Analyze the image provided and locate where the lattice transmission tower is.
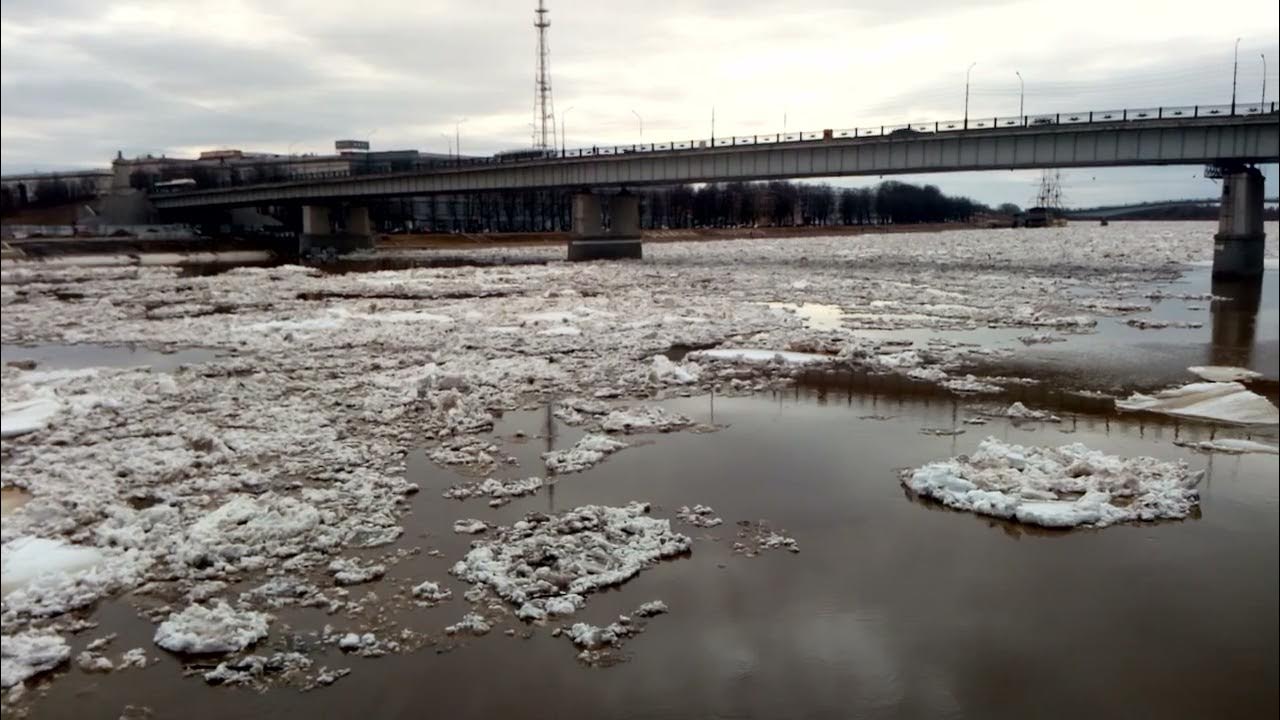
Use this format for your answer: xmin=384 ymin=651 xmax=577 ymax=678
xmin=533 ymin=0 xmax=557 ymax=151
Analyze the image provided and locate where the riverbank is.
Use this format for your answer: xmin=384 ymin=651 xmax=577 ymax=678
xmin=376 ymin=220 xmax=1007 ymax=250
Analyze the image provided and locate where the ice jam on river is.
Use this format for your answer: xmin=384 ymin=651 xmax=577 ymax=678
xmin=1 ymin=222 xmax=1277 ymax=704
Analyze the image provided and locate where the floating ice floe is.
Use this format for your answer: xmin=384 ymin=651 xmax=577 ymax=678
xmin=443 ymin=477 xmax=543 ymax=506
xmin=444 ymin=613 xmax=492 ymax=636
xmin=1 ymin=629 xmax=69 ymax=689
xmin=686 ymin=348 xmax=834 ymax=366
xmin=450 ymin=503 xmax=690 ymax=622
xmin=410 ymin=580 xmax=453 ymax=603
xmin=920 ymin=428 xmax=965 ymax=436
xmin=327 ymin=557 xmax=386 ymax=586
xmin=732 ymin=521 xmax=800 ymax=556
xmin=942 ymin=375 xmax=1003 ymax=394
xmin=1004 ymin=402 xmax=1061 ymax=423
xmin=452 ymin=519 xmax=489 ymax=535
xmin=1017 ymin=332 xmax=1067 ymax=345
xmin=907 ymin=366 xmax=949 ymax=382
xmin=429 ymin=438 xmax=501 ymax=467
xmin=601 ymin=407 xmax=692 ymax=434
xmin=153 ymin=601 xmax=271 ymax=655
xmin=634 ymin=600 xmax=668 ymax=617
xmin=1174 ymin=438 xmax=1278 ymax=455
xmin=560 ymin=599 xmax=672 ymax=665
xmin=1116 ymin=382 xmax=1279 ymax=425
xmin=543 ymin=434 xmax=628 ymax=475
xmin=1 ymin=537 xmax=105 ymax=596
xmin=0 ymin=398 xmax=63 ymax=438
xmin=675 ymin=505 xmax=723 ymax=528
xmin=648 ymin=355 xmax=701 ymax=385
xmin=1186 ymin=366 xmax=1264 ymax=383
xmin=902 ymin=437 xmax=1203 ymax=528
xmin=516 ymin=593 xmax=585 ymax=622
xmin=1124 ymin=318 xmax=1202 ymax=330
xmin=201 ymin=651 xmax=313 ymax=687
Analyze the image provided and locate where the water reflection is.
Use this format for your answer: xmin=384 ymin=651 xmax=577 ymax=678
xmin=1209 ymin=275 xmax=1264 ymax=368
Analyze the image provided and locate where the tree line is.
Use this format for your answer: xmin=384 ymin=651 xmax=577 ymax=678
xmin=368 ymin=180 xmax=992 ymax=233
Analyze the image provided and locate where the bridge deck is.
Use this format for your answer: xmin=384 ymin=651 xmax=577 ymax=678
xmin=152 ymin=112 xmax=1280 ymax=209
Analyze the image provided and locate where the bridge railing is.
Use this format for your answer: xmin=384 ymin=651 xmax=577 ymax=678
xmin=155 ymin=101 xmax=1279 ymax=194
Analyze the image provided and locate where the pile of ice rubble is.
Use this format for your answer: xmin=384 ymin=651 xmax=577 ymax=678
xmin=903 ymin=437 xmax=1203 ymax=528
xmin=1 ymin=225 xmax=1275 ymax=697
xmin=449 ymin=502 xmax=690 ymax=624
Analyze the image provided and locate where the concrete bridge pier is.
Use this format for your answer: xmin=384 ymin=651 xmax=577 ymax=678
xmin=299 ymin=204 xmax=375 ymax=257
xmin=568 ymin=192 xmax=642 ymax=261
xmin=1212 ymin=166 xmax=1266 ymax=278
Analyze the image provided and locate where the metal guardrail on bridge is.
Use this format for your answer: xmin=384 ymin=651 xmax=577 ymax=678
xmin=151 ymin=102 xmax=1279 ymax=195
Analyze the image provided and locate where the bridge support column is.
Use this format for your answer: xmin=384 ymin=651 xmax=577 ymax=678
xmin=568 ymin=192 xmax=642 ymax=261
xmin=347 ymin=205 xmax=372 ymax=237
xmin=300 ymin=204 xmax=374 ymax=258
xmin=1212 ymin=166 xmax=1266 ymax=278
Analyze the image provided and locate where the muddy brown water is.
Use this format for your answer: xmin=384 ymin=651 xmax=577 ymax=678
xmin=22 ymin=383 xmax=1278 ymax=720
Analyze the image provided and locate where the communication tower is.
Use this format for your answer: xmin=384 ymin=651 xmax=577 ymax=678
xmin=533 ymin=1 xmax=557 ymax=151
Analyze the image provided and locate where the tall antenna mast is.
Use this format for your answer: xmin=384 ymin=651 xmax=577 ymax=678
xmin=533 ymin=0 xmax=556 ymax=151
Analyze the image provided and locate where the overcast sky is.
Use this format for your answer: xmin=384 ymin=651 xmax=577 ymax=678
xmin=2 ymin=0 xmax=1277 ymax=206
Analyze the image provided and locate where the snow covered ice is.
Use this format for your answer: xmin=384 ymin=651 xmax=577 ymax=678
xmin=443 ymin=476 xmax=543 ymax=503
xmin=1 ymin=537 xmax=105 ymax=595
xmin=450 ymin=503 xmax=691 ymax=620
xmin=1174 ymin=438 xmax=1278 ymax=455
xmin=542 ymin=434 xmax=627 ymax=474
xmin=1117 ymin=382 xmax=1279 ymax=426
xmin=1186 ymin=366 xmax=1264 ymax=383
xmin=903 ymin=437 xmax=1203 ymax=528
xmin=452 ymin=519 xmax=490 ymax=535
xmin=0 ymin=397 xmax=63 ymax=438
xmin=601 ymin=406 xmax=693 ymax=434
xmin=1004 ymin=402 xmax=1061 ymax=423
xmin=676 ymin=505 xmax=723 ymax=528
xmin=1 ymin=629 xmax=69 ymax=689
xmin=153 ymin=601 xmax=271 ymax=655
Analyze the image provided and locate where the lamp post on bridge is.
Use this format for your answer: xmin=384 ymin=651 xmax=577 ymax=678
xmin=1015 ymin=71 xmax=1024 ymax=118
xmin=964 ymin=61 xmax=977 ymax=129
xmin=1231 ymin=37 xmax=1240 ymax=115
xmin=1262 ymin=54 xmax=1268 ymax=107
xmin=630 ymin=109 xmax=643 ymax=143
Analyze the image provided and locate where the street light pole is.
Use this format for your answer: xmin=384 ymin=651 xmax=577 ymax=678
xmin=561 ymin=106 xmax=575 ymax=155
xmin=440 ymin=133 xmax=452 ymax=160
xmin=631 ymin=109 xmax=643 ymax=142
xmin=1015 ymin=71 xmax=1024 ymax=118
xmin=1231 ymin=38 xmax=1240 ymax=115
xmin=1263 ymin=53 xmax=1268 ymax=107
xmin=964 ymin=62 xmax=977 ymax=129
xmin=455 ymin=118 xmax=468 ymax=162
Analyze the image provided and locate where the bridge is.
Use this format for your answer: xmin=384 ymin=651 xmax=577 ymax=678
xmin=1064 ymin=196 xmax=1280 ymax=220
xmin=148 ymin=103 xmax=1280 ymax=273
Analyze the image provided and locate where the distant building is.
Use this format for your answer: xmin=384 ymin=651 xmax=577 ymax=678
xmin=0 ymin=169 xmax=114 ymax=211
xmin=109 ymin=142 xmax=453 ymax=192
